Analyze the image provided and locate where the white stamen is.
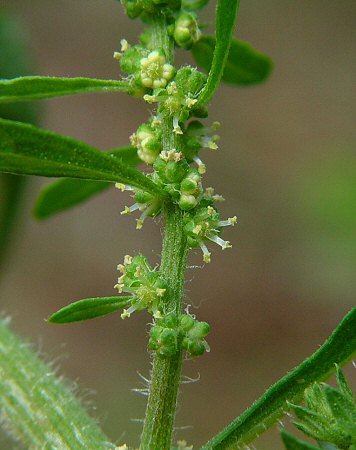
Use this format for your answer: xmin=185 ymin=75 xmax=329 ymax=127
xmin=213 ymin=194 xmax=225 ymax=202
xmin=173 ymin=116 xmax=183 ymax=135
xmin=218 ymin=216 xmax=237 ymax=227
xmin=124 ymin=255 xmax=133 ymax=265
xmin=120 ymin=309 xmax=131 ymax=320
xmin=193 ymin=156 xmax=206 ymax=174
xmin=199 ymin=242 xmax=211 ymax=263
xmin=207 ymin=233 xmax=232 ymax=250
xmin=120 ymin=39 xmax=130 ymax=52
xmin=185 ymin=97 xmax=197 ymax=108
xmin=207 ymin=206 xmax=215 ymax=216
xmin=121 ymin=203 xmax=141 ymax=215
xmin=143 ymin=94 xmax=157 ymax=104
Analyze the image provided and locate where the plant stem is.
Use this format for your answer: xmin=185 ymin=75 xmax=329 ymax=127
xmin=140 ymin=202 xmax=188 ymax=449
xmin=140 ymin=13 xmax=189 ymax=450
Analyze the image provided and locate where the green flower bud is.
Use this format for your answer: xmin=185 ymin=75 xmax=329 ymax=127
xmin=181 ymin=336 xmax=190 ymax=350
xmin=178 ymin=168 xmax=202 ymax=211
xmin=130 ymin=123 xmax=162 ymax=164
xmin=121 ymin=0 xmax=143 ymax=18
xmin=174 ymin=12 xmax=201 ymax=49
xmin=179 ymin=194 xmax=198 ymax=211
xmin=150 ymin=325 xmax=164 ymax=340
xmin=153 ymin=151 xmax=189 ymax=184
xmin=179 ymin=314 xmax=195 ymax=332
xmin=187 ymin=340 xmax=206 ymax=357
xmin=159 ymin=313 xmax=178 ymax=329
xmin=188 ymin=321 xmax=210 ymax=339
xmin=180 ymin=178 xmax=197 ymax=193
xmin=160 ymin=328 xmax=178 ymax=346
xmin=165 ymin=160 xmax=188 ymax=183
xmin=148 ymin=337 xmax=160 ymax=351
xmin=149 ymin=324 xmax=179 ymax=357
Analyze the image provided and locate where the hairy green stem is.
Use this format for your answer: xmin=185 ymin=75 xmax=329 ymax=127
xmin=0 ymin=318 xmax=113 ymax=449
xmin=140 ymin=13 xmax=189 ymax=450
xmin=140 ymin=202 xmax=188 ymax=449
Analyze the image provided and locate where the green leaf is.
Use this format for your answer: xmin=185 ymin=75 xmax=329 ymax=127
xmin=0 ymin=119 xmax=162 ymax=196
xmin=292 ymin=405 xmax=328 ymax=437
xmin=34 ymin=145 xmax=141 ymax=219
xmin=0 ymin=318 xmax=115 ymax=448
xmin=201 ymin=307 xmax=356 ymax=449
xmin=280 ymin=430 xmax=320 ymax=450
xmin=196 ymin=0 xmax=240 ymax=105
xmin=0 ymin=76 xmax=130 ymax=102
xmin=324 ymin=385 xmax=356 ymax=424
xmin=192 ymin=36 xmax=273 ymax=86
xmin=48 ymin=296 xmax=131 ymax=323
xmin=336 ymin=365 xmax=355 ymax=403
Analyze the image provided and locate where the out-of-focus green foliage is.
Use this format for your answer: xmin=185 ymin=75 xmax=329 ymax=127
xmin=0 ymin=12 xmax=38 ymax=271
xmin=192 ymin=36 xmax=273 ymax=86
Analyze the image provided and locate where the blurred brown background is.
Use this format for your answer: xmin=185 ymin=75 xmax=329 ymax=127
xmin=1 ymin=0 xmax=356 ymax=448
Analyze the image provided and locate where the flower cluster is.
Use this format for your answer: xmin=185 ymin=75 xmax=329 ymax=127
xmin=112 ymin=0 xmax=237 ymax=361
xmin=183 ymin=199 xmax=237 ymax=263
xmin=115 ymin=254 xmax=167 ymax=319
xmin=149 ymin=313 xmax=210 ymax=358
xmin=140 ymin=50 xmax=175 ymax=89
xmin=144 ymin=66 xmax=207 ymax=134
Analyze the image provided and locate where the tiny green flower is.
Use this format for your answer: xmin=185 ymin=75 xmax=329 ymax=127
xmin=183 ymin=202 xmax=236 ymax=261
xmin=130 ymin=122 xmax=162 ymax=164
xmin=115 ymin=255 xmax=167 ymax=318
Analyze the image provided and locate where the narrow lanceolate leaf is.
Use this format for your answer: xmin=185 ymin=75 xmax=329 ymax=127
xmin=0 ymin=119 xmax=162 ymax=195
xmin=34 ymin=145 xmax=141 ymax=219
xmin=196 ymin=0 xmax=240 ymax=105
xmin=202 ymin=307 xmax=356 ymax=449
xmin=0 ymin=76 xmax=130 ymax=102
xmin=336 ymin=365 xmax=354 ymax=402
xmin=48 ymin=297 xmax=131 ymax=324
xmin=192 ymin=36 xmax=273 ymax=86
xmin=0 ymin=318 xmax=115 ymax=449
xmin=280 ymin=430 xmax=320 ymax=450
